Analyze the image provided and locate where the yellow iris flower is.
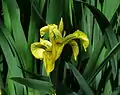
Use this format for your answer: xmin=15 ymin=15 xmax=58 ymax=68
xmin=31 ymin=18 xmax=89 ymax=74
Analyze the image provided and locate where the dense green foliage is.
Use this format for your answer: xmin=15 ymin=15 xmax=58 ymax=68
xmin=0 ymin=0 xmax=120 ymax=95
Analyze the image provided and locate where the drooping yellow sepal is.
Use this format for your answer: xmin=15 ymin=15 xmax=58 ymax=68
xmin=73 ymin=30 xmax=89 ymax=51
xmin=31 ymin=42 xmax=45 ymax=59
xmin=40 ymin=38 xmax=52 ymax=48
xmin=53 ymin=41 xmax=65 ymax=60
xmin=69 ymin=40 xmax=79 ymax=60
xmin=31 ymin=39 xmax=52 ymax=60
xmin=63 ymin=30 xmax=89 ymax=51
xmin=43 ymin=50 xmax=55 ymax=74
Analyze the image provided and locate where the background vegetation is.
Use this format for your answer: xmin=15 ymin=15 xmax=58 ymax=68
xmin=0 ymin=0 xmax=120 ymax=95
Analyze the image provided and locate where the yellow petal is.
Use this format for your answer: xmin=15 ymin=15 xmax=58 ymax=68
xmin=40 ymin=38 xmax=52 ymax=48
xmin=48 ymin=24 xmax=62 ymax=41
xmin=69 ymin=40 xmax=79 ymax=60
xmin=31 ymin=42 xmax=45 ymax=59
xmin=52 ymin=28 xmax=62 ymax=39
xmin=55 ymin=44 xmax=64 ymax=60
xmin=40 ymin=24 xmax=62 ymax=41
xmin=43 ymin=51 xmax=55 ymax=73
xmin=58 ymin=18 xmax=64 ymax=33
xmin=51 ymin=42 xmax=57 ymax=60
xmin=63 ymin=30 xmax=89 ymax=51
xmin=40 ymin=26 xmax=49 ymax=37
xmin=40 ymin=24 xmax=57 ymax=37
xmin=63 ymin=31 xmax=66 ymax=37
xmin=52 ymin=41 xmax=64 ymax=60
xmin=73 ymin=30 xmax=89 ymax=51
xmin=44 ymin=24 xmax=56 ymax=41
xmin=48 ymin=24 xmax=58 ymax=34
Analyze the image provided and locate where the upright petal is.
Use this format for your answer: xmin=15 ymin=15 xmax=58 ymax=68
xmin=40 ymin=26 xmax=49 ymax=37
xmin=48 ymin=24 xmax=63 ymax=40
xmin=58 ymin=18 xmax=64 ymax=33
xmin=53 ymin=28 xmax=62 ymax=39
xmin=48 ymin=24 xmax=58 ymax=34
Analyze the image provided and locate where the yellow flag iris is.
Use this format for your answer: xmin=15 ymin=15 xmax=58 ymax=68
xmin=31 ymin=18 xmax=89 ymax=74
